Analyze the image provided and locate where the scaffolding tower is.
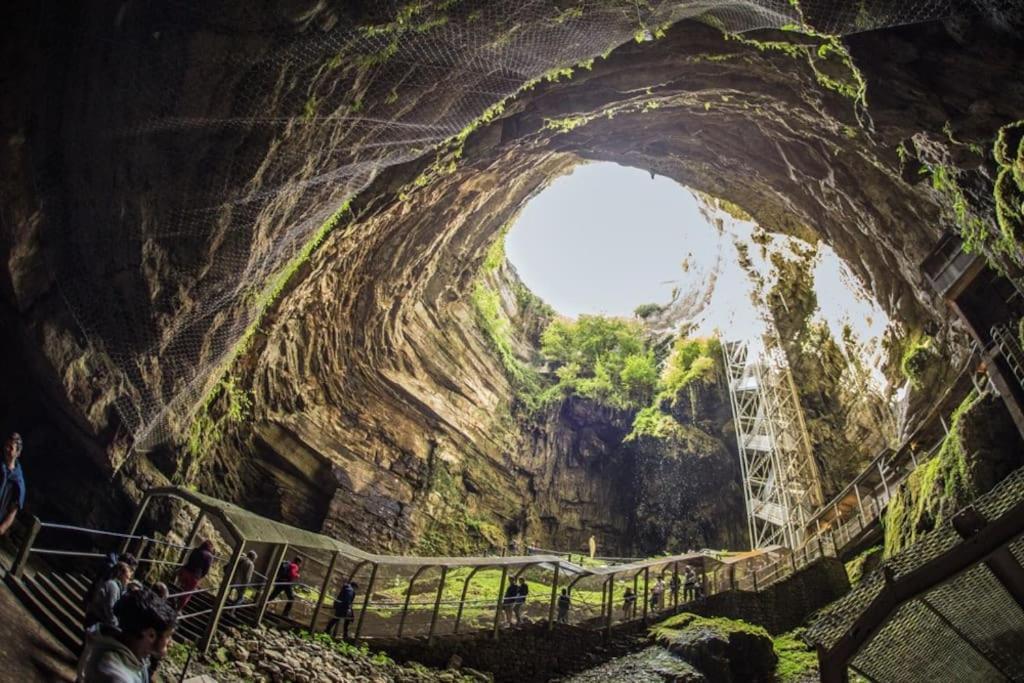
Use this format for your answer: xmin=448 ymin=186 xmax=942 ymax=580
xmin=722 ymin=337 xmax=824 ymax=549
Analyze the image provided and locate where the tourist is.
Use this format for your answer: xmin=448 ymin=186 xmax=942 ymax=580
xmin=684 ymin=566 xmax=698 ymax=601
xmin=622 ymin=588 xmax=636 ymax=619
xmin=0 ymin=432 xmax=26 ymax=537
xmin=651 ymin=577 xmax=665 ymax=610
xmin=557 ymin=588 xmax=570 ymax=624
xmin=326 ymin=581 xmax=358 ymax=640
xmin=85 ymin=562 xmax=133 ymax=630
xmin=228 ymin=550 xmax=257 ymax=605
xmin=670 ymin=573 xmax=681 ymax=606
xmin=84 ymin=552 xmax=139 ymax=621
xmin=513 ymin=577 xmax=528 ymax=624
xmin=269 ymin=556 xmax=303 ymax=618
xmin=77 ymin=588 xmax=177 ymax=683
xmin=502 ymin=580 xmax=517 ymax=626
xmin=175 ymin=539 xmax=214 ymax=611
xmin=151 ymin=582 xmax=169 ymax=600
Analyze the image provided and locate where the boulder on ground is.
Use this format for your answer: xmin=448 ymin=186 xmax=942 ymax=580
xmin=651 ymin=613 xmax=777 ymax=683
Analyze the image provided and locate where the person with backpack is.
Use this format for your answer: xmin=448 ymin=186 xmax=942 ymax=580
xmin=325 ymin=581 xmax=358 ymax=640
xmin=269 ymin=556 xmax=303 ymax=618
xmin=84 ymin=562 xmax=133 ymax=630
xmin=556 ymin=588 xmax=571 ymax=624
xmin=175 ymin=540 xmax=214 ymax=611
xmin=77 ymin=588 xmax=177 ymax=683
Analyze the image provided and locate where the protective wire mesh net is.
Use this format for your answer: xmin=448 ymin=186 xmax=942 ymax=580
xmin=804 ymin=466 xmax=1024 ymax=681
xmin=39 ymin=0 xmax=988 ymax=449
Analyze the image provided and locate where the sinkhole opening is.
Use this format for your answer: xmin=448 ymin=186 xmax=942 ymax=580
xmin=502 ymin=161 xmax=892 ymax=375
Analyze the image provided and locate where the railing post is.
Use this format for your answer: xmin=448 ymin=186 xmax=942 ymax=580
xmin=427 ymin=566 xmax=448 ymax=644
xmin=254 ymin=543 xmax=288 ymax=628
xmin=604 ymin=574 xmax=616 ymax=639
xmin=877 ymin=462 xmax=891 ymax=503
xmin=397 ymin=566 xmax=428 ymax=638
xmin=310 ymin=551 xmax=339 ymax=631
xmin=547 ymin=564 xmax=560 ymax=631
xmin=752 ymin=567 xmax=758 ymax=592
xmin=492 ymin=566 xmax=509 ymax=639
xmin=178 ymin=511 xmax=205 ymax=565
xmin=854 ymin=485 xmax=867 ymax=525
xmin=122 ymin=496 xmax=151 ymax=554
xmin=11 ymin=516 xmax=41 ymax=579
xmin=672 ymin=563 xmax=680 ymax=609
xmin=642 ymin=567 xmax=649 ymax=623
xmin=199 ymin=542 xmax=245 ymax=654
xmin=454 ymin=566 xmax=481 ymax=634
xmin=354 ymin=562 xmax=378 ymax=640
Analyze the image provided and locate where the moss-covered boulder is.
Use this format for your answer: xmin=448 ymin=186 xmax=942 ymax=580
xmin=564 ymin=647 xmax=706 ymax=683
xmin=651 ymin=614 xmax=778 ymax=683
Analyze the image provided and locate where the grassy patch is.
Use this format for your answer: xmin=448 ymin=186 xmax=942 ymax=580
xmin=844 ymin=545 xmax=882 ymax=586
xmin=774 ymin=629 xmax=818 ymax=682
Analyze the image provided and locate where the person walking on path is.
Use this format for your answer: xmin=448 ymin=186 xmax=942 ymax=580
xmin=684 ymin=566 xmax=698 ymax=602
xmin=269 ymin=556 xmax=303 ymax=618
xmin=622 ymin=588 xmax=636 ymax=619
xmin=0 ymin=432 xmax=26 ymax=537
xmin=557 ymin=588 xmax=571 ymax=624
xmin=228 ymin=550 xmax=257 ymax=605
xmin=326 ymin=581 xmax=358 ymax=640
xmin=77 ymin=588 xmax=177 ymax=683
xmin=84 ymin=562 xmax=133 ymax=630
xmin=502 ymin=581 xmax=517 ymax=626
xmin=513 ymin=577 xmax=528 ymax=624
xmin=651 ymin=577 xmax=665 ymax=611
xmin=175 ymin=540 xmax=214 ymax=611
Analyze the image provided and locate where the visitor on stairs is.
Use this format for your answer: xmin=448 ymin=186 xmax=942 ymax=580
xmin=557 ymin=588 xmax=571 ymax=624
xmin=513 ymin=577 xmax=529 ymax=624
xmin=0 ymin=432 xmax=26 ymax=537
xmin=84 ymin=552 xmax=139 ymax=628
xmin=326 ymin=581 xmax=358 ymax=640
xmin=502 ymin=581 xmax=517 ymax=626
xmin=175 ymin=539 xmax=214 ymax=611
xmin=77 ymin=588 xmax=177 ymax=683
xmin=85 ymin=562 xmax=133 ymax=630
xmin=228 ymin=550 xmax=257 ymax=605
xmin=269 ymin=556 xmax=303 ymax=618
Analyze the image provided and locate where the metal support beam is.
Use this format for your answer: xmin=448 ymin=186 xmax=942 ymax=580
xmin=492 ymin=566 xmax=508 ymax=639
xmin=853 ymin=485 xmax=866 ymax=525
xmin=454 ymin=566 xmax=482 ymax=634
xmin=427 ymin=566 xmax=448 ymax=644
xmin=122 ymin=495 xmax=152 ymax=555
xmin=953 ymin=507 xmax=1024 ymax=611
xmin=11 ymin=516 xmax=40 ymax=580
xmin=354 ymin=563 xmax=378 ymax=640
xmin=178 ymin=511 xmax=205 ymax=564
xmin=199 ymin=542 xmax=245 ymax=654
xmin=642 ymin=567 xmax=649 ymax=622
xmin=604 ymin=574 xmax=616 ymax=639
xmin=672 ymin=563 xmax=679 ymax=609
xmin=310 ymin=551 xmax=339 ymax=631
xmin=254 ymin=543 xmax=288 ymax=628
xmin=397 ymin=565 xmax=430 ymax=638
xmin=547 ymin=565 xmax=560 ymax=630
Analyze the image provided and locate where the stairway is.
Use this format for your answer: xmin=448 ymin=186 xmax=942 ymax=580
xmin=3 ymin=567 xmax=296 ymax=657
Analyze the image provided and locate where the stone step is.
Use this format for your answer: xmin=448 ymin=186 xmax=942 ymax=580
xmin=4 ymin=573 xmax=82 ymax=654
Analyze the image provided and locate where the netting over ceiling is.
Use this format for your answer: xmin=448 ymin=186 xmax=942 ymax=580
xmin=39 ymin=0 xmax=987 ymax=449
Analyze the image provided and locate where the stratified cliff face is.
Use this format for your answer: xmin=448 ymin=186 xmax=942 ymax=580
xmin=2 ymin=5 xmax=1022 ymax=552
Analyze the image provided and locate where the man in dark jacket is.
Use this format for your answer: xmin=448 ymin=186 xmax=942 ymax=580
xmin=0 ymin=432 xmax=26 ymax=537
xmin=326 ymin=581 xmax=358 ymax=640
xmin=269 ymin=556 xmax=303 ymax=618
xmin=513 ymin=577 xmax=528 ymax=624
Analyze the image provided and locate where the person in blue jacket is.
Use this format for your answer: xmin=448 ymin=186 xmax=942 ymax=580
xmin=0 ymin=432 xmax=26 ymax=537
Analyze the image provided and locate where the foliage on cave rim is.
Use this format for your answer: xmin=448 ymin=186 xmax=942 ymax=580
xmin=882 ymin=389 xmax=981 ymax=558
xmin=899 ymin=330 xmax=935 ymax=389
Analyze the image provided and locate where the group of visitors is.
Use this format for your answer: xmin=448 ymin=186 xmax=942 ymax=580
xmin=79 ymin=551 xmax=176 ymax=682
xmin=501 ymin=577 xmax=530 ymax=626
